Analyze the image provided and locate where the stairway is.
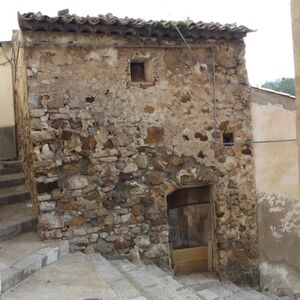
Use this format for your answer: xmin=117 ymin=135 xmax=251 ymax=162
xmin=0 ymin=160 xmax=35 ymax=241
xmin=1 ymin=252 xmax=293 ymax=300
xmin=0 ymin=160 xmax=70 ymax=295
xmin=112 ymin=259 xmax=290 ymax=300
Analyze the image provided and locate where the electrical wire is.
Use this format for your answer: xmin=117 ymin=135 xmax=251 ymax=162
xmin=14 ymin=30 xmax=298 ymax=146
xmin=173 ymin=24 xmax=297 ymax=146
xmin=215 ymin=139 xmax=296 ymax=146
xmin=173 ymin=24 xmax=199 ymax=64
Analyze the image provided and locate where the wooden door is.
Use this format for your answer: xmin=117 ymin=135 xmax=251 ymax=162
xmin=167 ymin=186 xmax=212 ymax=275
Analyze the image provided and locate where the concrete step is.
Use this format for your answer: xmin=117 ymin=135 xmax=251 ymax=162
xmin=239 ymin=286 xmax=288 ymax=300
xmin=145 ymin=264 xmax=204 ymax=299
xmin=195 ymin=280 xmax=240 ymax=298
xmin=0 ymin=202 xmax=36 ymax=241
xmin=0 ymin=234 xmax=69 ymax=294
xmin=0 ymin=161 xmax=22 ymax=175
xmin=176 ymin=273 xmax=240 ymax=299
xmin=2 ymin=253 xmax=121 ymax=300
xmin=225 ymin=289 xmax=272 ymax=300
xmin=87 ymin=253 xmax=147 ymax=299
xmin=113 ymin=259 xmax=201 ymax=300
xmin=0 ymin=173 xmax=25 ymax=188
xmin=0 ymin=184 xmax=29 ymax=206
xmin=176 ymin=273 xmax=275 ymax=300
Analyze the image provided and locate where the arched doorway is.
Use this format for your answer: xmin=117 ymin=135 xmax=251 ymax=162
xmin=167 ymin=185 xmax=214 ymax=275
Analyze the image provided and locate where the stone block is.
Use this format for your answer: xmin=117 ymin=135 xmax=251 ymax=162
xmin=123 ymin=162 xmax=138 ymax=174
xmin=144 ymin=127 xmax=164 ymax=144
xmin=66 ymin=175 xmax=89 ymax=190
xmin=96 ymin=238 xmax=114 ymax=254
xmin=39 ymin=201 xmax=56 ymax=212
xmin=40 ymin=213 xmax=64 ymax=229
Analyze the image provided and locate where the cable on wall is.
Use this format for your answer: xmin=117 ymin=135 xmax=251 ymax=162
xmin=15 ymin=32 xmax=298 ymax=146
xmin=173 ymin=25 xmax=297 ymax=146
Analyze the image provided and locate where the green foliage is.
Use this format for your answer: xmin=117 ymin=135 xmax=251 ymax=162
xmin=261 ymin=77 xmax=295 ymax=96
xmin=140 ymin=24 xmax=152 ymax=37
xmin=168 ymin=19 xmax=193 ymax=36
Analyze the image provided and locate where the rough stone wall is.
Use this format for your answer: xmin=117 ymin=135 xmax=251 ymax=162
xmin=18 ymin=31 xmax=258 ymax=285
xmin=251 ymin=87 xmax=300 ymax=296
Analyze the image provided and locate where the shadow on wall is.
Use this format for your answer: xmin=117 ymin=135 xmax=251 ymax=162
xmin=258 ymin=193 xmax=300 ymax=296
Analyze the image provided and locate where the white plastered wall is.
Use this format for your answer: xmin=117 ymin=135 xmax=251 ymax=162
xmin=0 ymin=42 xmax=14 ymax=127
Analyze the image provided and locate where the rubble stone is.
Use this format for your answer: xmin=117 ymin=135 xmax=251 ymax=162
xmin=14 ymin=29 xmax=258 ymax=285
xmin=66 ymin=175 xmax=89 ymax=190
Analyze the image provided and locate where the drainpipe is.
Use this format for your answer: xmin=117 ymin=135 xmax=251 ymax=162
xmin=291 ymin=0 xmax=300 ymax=194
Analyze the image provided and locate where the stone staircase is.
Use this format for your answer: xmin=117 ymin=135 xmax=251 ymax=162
xmin=0 ymin=160 xmax=70 ymax=295
xmin=111 ymin=259 xmax=291 ymax=300
xmin=0 ymin=160 xmax=35 ymax=241
xmin=2 ymin=252 xmax=292 ymax=300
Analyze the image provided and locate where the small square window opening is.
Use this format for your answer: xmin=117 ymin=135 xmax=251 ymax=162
xmin=223 ymin=132 xmax=234 ymax=146
xmin=130 ymin=62 xmax=145 ymax=82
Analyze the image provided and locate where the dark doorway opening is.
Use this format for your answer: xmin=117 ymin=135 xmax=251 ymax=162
xmin=167 ymin=185 xmax=213 ymax=275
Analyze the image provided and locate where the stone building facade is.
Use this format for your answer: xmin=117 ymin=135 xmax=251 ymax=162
xmin=14 ymin=11 xmax=258 ymax=285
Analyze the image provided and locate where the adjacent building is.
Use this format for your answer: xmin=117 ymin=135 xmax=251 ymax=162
xmin=251 ymin=86 xmax=300 ymax=295
xmin=0 ymin=41 xmax=16 ymax=160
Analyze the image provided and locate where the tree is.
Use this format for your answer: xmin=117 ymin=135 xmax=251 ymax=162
xmin=261 ymin=77 xmax=295 ymax=96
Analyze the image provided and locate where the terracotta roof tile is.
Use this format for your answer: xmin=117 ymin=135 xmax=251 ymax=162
xmin=18 ymin=11 xmax=253 ymax=40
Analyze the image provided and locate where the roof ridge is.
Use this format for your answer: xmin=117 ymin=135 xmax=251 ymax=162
xmin=17 ymin=11 xmax=253 ymax=40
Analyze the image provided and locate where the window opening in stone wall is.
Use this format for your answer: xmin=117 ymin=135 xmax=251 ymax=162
xmin=223 ymin=132 xmax=234 ymax=146
xmin=130 ymin=62 xmax=145 ymax=82
xmin=130 ymin=56 xmax=154 ymax=84
xmin=167 ymin=186 xmax=213 ymax=275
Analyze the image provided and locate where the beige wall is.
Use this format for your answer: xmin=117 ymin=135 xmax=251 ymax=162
xmin=0 ymin=42 xmax=14 ymax=127
xmin=291 ymin=0 xmax=300 ymax=184
xmin=251 ymin=87 xmax=299 ymax=198
xmin=0 ymin=41 xmax=16 ymax=160
xmin=251 ymin=87 xmax=300 ymax=296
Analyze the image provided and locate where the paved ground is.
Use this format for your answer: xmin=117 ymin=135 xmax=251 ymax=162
xmin=1 ymin=251 xmax=292 ymax=300
xmin=2 ymin=252 xmax=119 ymax=300
xmin=0 ymin=232 xmax=47 ymax=269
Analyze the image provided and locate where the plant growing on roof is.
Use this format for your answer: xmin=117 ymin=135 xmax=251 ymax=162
xmin=169 ymin=19 xmax=193 ymax=37
xmin=140 ymin=24 xmax=152 ymax=37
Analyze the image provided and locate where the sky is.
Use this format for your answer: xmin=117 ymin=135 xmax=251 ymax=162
xmin=0 ymin=0 xmax=294 ymax=86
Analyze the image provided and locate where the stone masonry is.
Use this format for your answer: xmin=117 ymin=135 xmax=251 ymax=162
xmin=14 ymin=12 xmax=259 ymax=285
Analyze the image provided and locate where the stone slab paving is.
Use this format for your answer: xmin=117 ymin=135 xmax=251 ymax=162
xmin=0 ymin=239 xmax=69 ymax=294
xmin=0 ymin=232 xmax=47 ymax=269
xmin=113 ymin=259 xmax=201 ymax=300
xmin=2 ymin=253 xmax=120 ymax=300
xmin=87 ymin=253 xmax=146 ymax=299
xmin=1 ymin=253 xmax=294 ymax=300
xmin=176 ymin=272 xmax=292 ymax=300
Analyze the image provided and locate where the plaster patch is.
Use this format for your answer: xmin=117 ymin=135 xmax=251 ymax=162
xmin=260 ymin=261 xmax=300 ymax=295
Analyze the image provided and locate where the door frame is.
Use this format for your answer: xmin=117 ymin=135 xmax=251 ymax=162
xmin=166 ymin=183 xmax=216 ymax=274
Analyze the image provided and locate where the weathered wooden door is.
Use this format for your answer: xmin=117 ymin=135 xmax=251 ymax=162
xmin=167 ymin=186 xmax=213 ymax=275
